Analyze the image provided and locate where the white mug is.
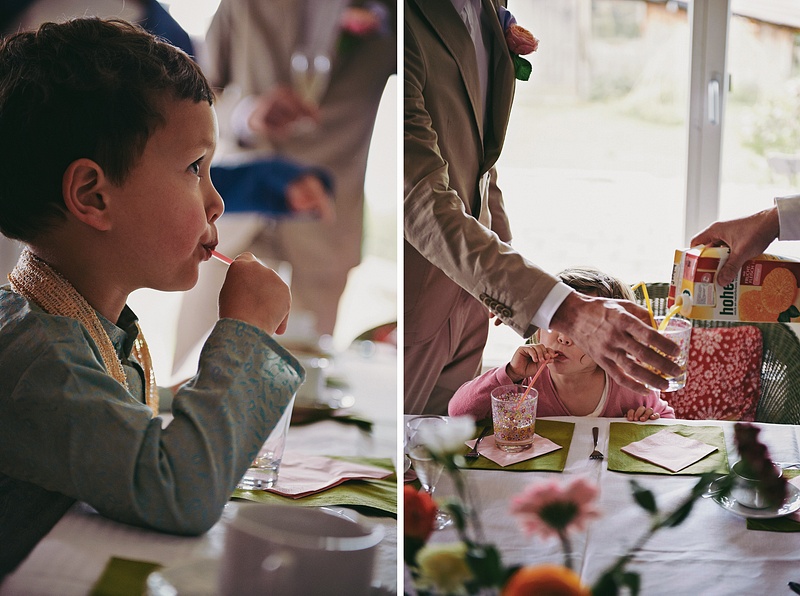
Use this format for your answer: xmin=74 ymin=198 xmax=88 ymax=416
xmin=218 ymin=503 xmax=384 ymax=596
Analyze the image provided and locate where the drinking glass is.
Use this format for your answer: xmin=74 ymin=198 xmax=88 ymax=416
xmin=290 ymin=0 xmax=349 ymax=107
xmin=490 ymin=384 xmax=537 ymax=452
xmin=647 ymin=316 xmax=692 ymax=391
xmin=290 ymin=51 xmax=332 ymax=105
xmin=236 ymin=396 xmax=296 ymax=490
xmin=405 ymin=415 xmax=452 ymax=530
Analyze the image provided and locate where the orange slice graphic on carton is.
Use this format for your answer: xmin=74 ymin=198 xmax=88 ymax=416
xmin=739 ymin=289 xmax=779 ymax=322
xmin=761 ymin=267 xmax=798 ymax=313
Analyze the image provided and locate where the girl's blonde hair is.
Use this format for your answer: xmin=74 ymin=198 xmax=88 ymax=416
xmin=556 ymin=266 xmax=635 ymax=301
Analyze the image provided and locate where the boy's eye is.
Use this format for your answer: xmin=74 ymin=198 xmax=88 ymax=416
xmin=189 ymin=157 xmax=204 ymax=176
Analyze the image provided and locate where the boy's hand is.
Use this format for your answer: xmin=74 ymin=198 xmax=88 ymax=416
xmin=626 ymin=406 xmax=660 ymax=422
xmin=218 ymin=253 xmax=291 ymax=335
xmin=506 ymin=344 xmax=557 ymax=383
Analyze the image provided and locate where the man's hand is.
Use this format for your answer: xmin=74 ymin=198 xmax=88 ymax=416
xmin=286 ymin=174 xmax=335 ymax=223
xmin=691 ymin=207 xmax=780 ymax=287
xmin=549 ymin=292 xmax=681 ymax=395
xmin=247 ymin=85 xmax=320 ymax=142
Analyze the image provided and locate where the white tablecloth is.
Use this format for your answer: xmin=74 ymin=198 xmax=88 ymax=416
xmin=424 ymin=416 xmax=800 ymax=595
xmin=2 ymin=343 xmax=398 ymax=595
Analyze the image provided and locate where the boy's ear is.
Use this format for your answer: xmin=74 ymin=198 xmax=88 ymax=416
xmin=62 ymin=158 xmax=113 ymax=231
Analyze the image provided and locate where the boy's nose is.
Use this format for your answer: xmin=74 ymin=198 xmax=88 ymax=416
xmin=206 ymin=183 xmax=224 ymax=223
xmin=557 ymin=334 xmax=572 ymax=346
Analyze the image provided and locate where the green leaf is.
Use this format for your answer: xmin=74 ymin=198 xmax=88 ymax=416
xmin=444 ymin=500 xmax=468 ymax=533
xmin=661 ymin=499 xmax=695 ymax=528
xmin=592 ymin=571 xmax=620 ymax=595
xmin=780 ymin=304 xmax=800 ymax=322
xmin=466 ymin=544 xmax=505 ymax=587
xmin=512 ymin=54 xmax=532 ymax=81
xmin=620 ymin=572 xmax=641 ymax=595
xmin=631 ymin=481 xmax=658 ymax=514
xmin=404 ymin=536 xmax=425 ymax=567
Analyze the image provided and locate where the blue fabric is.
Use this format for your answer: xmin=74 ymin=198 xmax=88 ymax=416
xmin=211 ymin=159 xmax=334 ymax=215
xmin=141 ymin=0 xmax=195 ymax=57
xmin=0 ymin=289 xmax=304 ymax=575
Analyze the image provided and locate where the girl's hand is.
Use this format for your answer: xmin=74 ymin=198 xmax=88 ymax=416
xmin=506 ymin=344 xmax=557 ymax=383
xmin=626 ymin=406 xmax=660 ymax=422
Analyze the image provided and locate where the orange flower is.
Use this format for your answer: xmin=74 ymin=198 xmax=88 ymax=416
xmin=404 ymin=485 xmax=437 ymax=542
xmin=505 ymin=24 xmax=539 ymax=56
xmin=502 ymin=565 xmax=590 ymax=596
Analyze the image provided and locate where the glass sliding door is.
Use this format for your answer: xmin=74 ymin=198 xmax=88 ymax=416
xmin=487 ymin=0 xmax=691 ymax=364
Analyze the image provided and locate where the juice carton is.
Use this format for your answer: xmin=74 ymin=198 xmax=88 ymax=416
xmin=669 ymin=246 xmax=800 ymax=322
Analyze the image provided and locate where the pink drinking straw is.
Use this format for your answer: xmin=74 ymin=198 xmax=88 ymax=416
xmin=517 ymin=360 xmax=548 ymax=407
xmin=210 ymin=249 xmax=234 ymax=265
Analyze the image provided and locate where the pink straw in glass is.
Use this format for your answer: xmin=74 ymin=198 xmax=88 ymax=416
xmin=517 ymin=360 xmax=548 ymax=408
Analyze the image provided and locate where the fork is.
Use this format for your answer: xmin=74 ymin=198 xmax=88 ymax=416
xmin=589 ymin=426 xmax=604 ymax=460
xmin=465 ymin=426 xmax=491 ymax=460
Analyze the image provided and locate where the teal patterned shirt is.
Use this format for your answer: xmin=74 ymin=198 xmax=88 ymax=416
xmin=0 ymin=288 xmax=303 ymax=575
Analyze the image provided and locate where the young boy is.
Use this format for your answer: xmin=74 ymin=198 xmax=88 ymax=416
xmin=0 ymin=18 xmax=304 ymax=575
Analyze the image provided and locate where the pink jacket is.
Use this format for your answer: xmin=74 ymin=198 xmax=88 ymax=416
xmin=448 ymin=364 xmax=676 ymax=420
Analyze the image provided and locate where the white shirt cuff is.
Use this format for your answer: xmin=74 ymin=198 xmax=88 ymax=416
xmin=529 ymin=282 xmax=574 ymax=330
xmin=776 ymin=194 xmax=800 ymax=241
xmin=230 ymin=95 xmax=260 ymax=147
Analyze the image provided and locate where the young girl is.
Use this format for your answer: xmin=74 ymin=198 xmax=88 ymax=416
xmin=449 ymin=267 xmax=675 ymax=421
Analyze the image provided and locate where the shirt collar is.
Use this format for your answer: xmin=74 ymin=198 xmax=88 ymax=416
xmin=97 ymin=305 xmax=140 ymax=358
xmin=450 ymin=0 xmax=471 ymax=17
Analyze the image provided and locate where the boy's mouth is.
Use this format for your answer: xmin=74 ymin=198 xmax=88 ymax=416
xmin=201 ymin=243 xmax=218 ymax=260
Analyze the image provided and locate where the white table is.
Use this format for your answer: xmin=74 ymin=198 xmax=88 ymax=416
xmin=425 ymin=416 xmax=800 ymax=595
xmin=2 ymin=342 xmax=398 ymax=595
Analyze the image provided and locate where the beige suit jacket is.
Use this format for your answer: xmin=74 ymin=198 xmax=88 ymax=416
xmin=206 ymin=0 xmax=396 ymax=272
xmin=404 ymin=0 xmax=558 ymax=345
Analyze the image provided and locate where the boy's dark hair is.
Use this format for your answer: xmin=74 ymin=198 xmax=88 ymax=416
xmin=0 ymin=18 xmax=214 ymax=241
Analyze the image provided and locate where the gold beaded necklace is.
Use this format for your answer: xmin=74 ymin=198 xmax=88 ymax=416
xmin=8 ymin=249 xmax=159 ymax=416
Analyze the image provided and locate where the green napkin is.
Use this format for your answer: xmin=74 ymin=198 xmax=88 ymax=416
xmin=232 ymin=456 xmax=397 ymax=517
xmin=458 ymin=419 xmax=575 ymax=472
xmin=607 ymin=422 xmax=729 ymax=475
xmin=747 ymin=469 xmax=800 ymax=532
xmin=90 ymin=556 xmax=162 ymax=596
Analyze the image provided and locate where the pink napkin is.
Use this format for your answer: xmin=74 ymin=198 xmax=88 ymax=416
xmin=464 ymin=434 xmax=561 ymax=467
xmin=245 ymin=455 xmax=391 ymax=498
xmin=621 ymin=428 xmax=718 ymax=472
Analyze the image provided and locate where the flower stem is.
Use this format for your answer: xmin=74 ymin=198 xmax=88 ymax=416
xmin=559 ymin=530 xmax=574 ymax=571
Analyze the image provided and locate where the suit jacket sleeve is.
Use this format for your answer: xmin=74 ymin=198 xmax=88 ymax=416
xmin=404 ymin=12 xmax=558 ymax=338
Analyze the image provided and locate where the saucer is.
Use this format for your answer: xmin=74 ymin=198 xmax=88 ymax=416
xmin=713 ymin=483 xmax=800 ymax=519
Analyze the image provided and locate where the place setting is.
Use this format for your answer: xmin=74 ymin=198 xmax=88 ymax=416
xmin=607 ymin=422 xmax=729 ymax=475
xmin=453 ymin=383 xmax=575 ymax=472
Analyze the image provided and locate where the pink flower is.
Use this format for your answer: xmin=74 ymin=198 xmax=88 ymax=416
xmin=339 ymin=3 xmax=390 ymax=38
xmin=505 ymin=24 xmax=539 ymax=56
xmin=510 ymin=478 xmax=599 ymax=539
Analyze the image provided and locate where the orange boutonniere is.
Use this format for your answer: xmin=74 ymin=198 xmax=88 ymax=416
xmin=498 ymin=7 xmax=538 ymax=81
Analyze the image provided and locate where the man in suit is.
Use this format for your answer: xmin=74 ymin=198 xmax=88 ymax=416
xmin=404 ymin=0 xmax=680 ymax=414
xmin=173 ymin=0 xmax=396 ymax=374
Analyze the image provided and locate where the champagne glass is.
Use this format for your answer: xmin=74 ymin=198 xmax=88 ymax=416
xmin=406 ymin=415 xmax=452 ymax=530
xmin=290 ymin=51 xmax=331 ymax=105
